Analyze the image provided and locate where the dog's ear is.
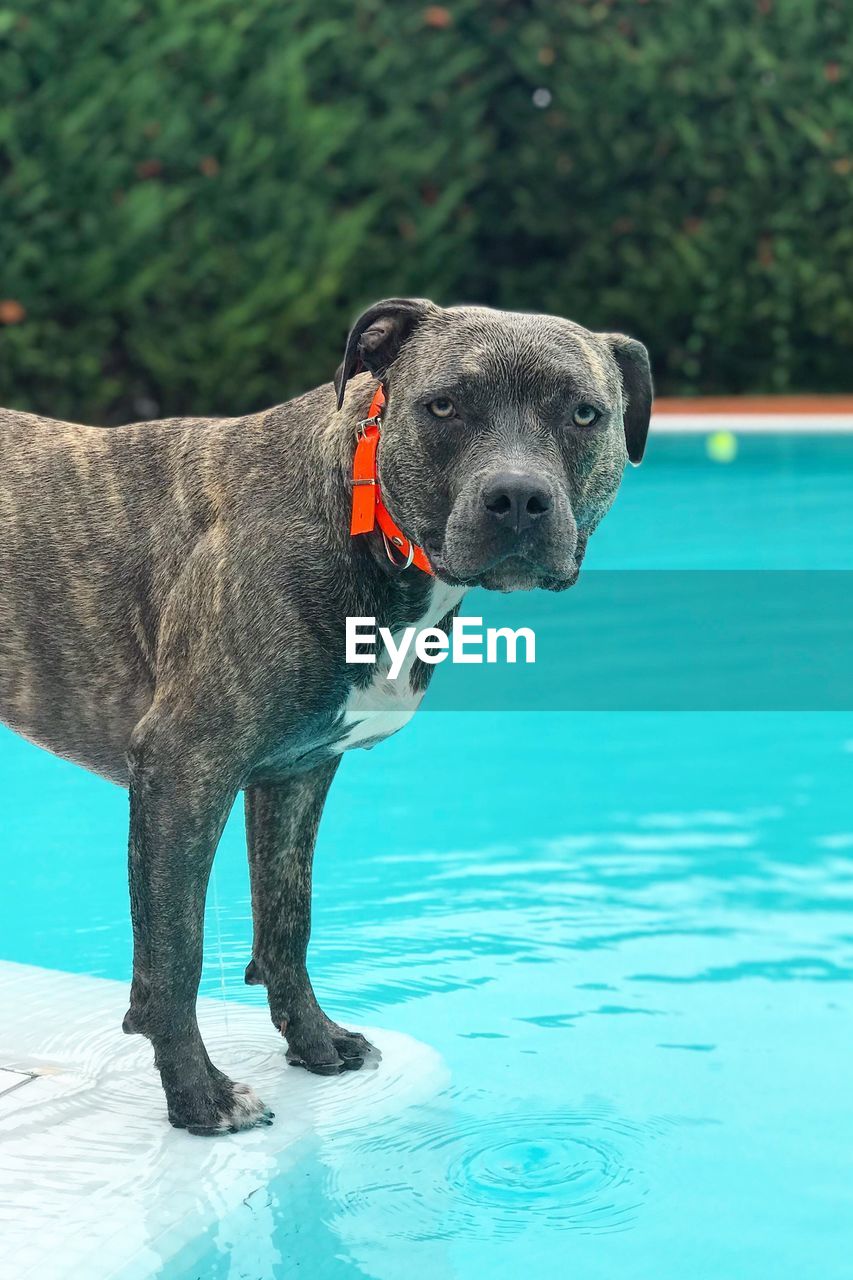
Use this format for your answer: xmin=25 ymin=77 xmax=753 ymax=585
xmin=603 ymin=334 xmax=653 ymax=465
xmin=335 ymin=298 xmax=435 ymax=410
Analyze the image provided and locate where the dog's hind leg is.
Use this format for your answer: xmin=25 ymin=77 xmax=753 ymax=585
xmin=122 ymin=707 xmax=274 ymax=1135
xmin=244 ymin=761 xmax=375 ymax=1074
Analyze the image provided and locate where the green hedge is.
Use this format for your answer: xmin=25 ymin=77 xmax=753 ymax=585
xmin=1 ymin=0 xmax=852 ymax=422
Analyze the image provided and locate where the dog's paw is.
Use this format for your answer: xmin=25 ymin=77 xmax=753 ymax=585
xmin=328 ymin=1024 xmax=377 ymax=1063
xmin=167 ymin=1076 xmax=274 ymax=1137
xmin=283 ymin=1018 xmax=379 ymax=1075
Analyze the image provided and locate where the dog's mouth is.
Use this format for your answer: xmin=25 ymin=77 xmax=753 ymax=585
xmin=427 ymin=544 xmax=580 ymax=594
xmin=478 ymin=558 xmax=580 ymax=593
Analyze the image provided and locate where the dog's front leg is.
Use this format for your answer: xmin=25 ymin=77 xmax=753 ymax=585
xmin=244 ymin=761 xmax=374 ymax=1073
xmin=123 ymin=708 xmax=273 ymax=1134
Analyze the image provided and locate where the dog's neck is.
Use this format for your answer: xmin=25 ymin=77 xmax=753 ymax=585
xmin=291 ymin=376 xmax=460 ymax=624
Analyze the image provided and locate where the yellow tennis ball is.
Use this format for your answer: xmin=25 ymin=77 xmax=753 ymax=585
xmin=706 ymin=430 xmax=738 ymax=463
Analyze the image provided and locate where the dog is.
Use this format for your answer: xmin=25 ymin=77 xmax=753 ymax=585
xmin=0 ymin=298 xmax=651 ymax=1134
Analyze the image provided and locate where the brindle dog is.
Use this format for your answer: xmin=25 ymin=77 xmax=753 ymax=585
xmin=0 ymin=299 xmax=651 ymax=1134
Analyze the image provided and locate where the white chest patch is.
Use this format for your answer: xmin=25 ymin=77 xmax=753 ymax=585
xmin=334 ymin=582 xmax=465 ymax=753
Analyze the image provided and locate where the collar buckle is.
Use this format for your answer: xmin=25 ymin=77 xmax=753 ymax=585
xmin=354 ymin=414 xmax=380 ymax=440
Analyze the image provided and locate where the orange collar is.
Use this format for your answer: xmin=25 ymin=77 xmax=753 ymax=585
xmin=350 ymin=383 xmax=434 ymax=575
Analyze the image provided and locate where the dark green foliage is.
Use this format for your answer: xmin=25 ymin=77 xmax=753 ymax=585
xmin=1 ymin=0 xmax=851 ymax=421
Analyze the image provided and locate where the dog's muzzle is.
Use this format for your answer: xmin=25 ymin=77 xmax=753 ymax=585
xmin=433 ymin=467 xmax=579 ymax=591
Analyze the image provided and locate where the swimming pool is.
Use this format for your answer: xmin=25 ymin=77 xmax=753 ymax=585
xmin=2 ymin=435 xmax=852 ymax=1278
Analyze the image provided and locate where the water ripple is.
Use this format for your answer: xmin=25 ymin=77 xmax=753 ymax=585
xmin=327 ymin=1104 xmax=660 ymax=1241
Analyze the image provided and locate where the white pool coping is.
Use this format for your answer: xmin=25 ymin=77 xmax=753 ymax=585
xmin=652 ymin=412 xmax=853 ymax=435
xmin=0 ymin=961 xmax=447 ymax=1280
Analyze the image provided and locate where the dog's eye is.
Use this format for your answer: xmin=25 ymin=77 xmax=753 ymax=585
xmin=572 ymin=404 xmax=600 ymax=428
xmin=427 ymin=397 xmax=456 ymax=419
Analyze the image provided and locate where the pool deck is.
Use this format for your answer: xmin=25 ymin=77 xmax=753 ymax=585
xmin=0 ymin=962 xmax=447 ymax=1280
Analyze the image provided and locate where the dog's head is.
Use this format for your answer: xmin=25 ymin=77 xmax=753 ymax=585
xmin=335 ymin=298 xmax=652 ymax=592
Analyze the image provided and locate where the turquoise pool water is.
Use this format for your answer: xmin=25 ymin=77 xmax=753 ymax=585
xmin=2 ymin=437 xmax=852 ymax=1278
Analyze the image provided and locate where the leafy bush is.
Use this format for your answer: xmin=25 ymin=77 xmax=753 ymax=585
xmin=1 ymin=0 xmax=851 ymax=422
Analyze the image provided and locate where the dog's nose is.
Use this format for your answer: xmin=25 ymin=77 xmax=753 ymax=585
xmin=481 ymin=471 xmax=552 ymax=534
